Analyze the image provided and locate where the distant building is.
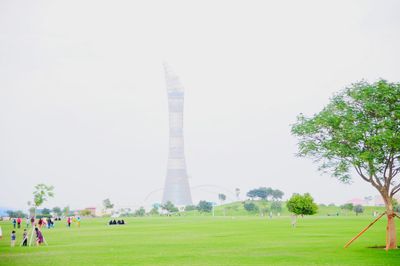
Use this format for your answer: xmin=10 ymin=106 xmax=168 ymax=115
xmin=347 ymin=198 xmax=366 ymax=206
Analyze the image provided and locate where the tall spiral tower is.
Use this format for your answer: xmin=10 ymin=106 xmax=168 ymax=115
xmin=162 ymin=63 xmax=193 ymax=206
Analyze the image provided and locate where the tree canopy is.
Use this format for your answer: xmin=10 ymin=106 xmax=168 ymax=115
xmin=103 ymin=198 xmax=114 ymax=210
xmin=353 ymin=204 xmax=364 ymax=216
xmin=292 ymin=80 xmax=400 ymax=194
xmin=161 ymin=201 xmax=178 ymax=213
xmin=243 ymin=202 xmax=259 ymax=212
xmin=291 ymin=79 xmax=400 ymax=249
xmin=52 ymin=207 xmax=62 ymax=216
xmin=197 ymin=201 xmax=212 ymax=213
xmin=32 ymin=184 xmax=54 ymax=208
xmin=286 ymin=193 xmax=318 ymax=216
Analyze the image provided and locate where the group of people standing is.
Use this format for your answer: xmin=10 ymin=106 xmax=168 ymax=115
xmin=10 ymin=226 xmax=44 ymax=247
xmin=3 ymin=215 xmax=82 ymax=247
xmin=67 ymin=216 xmax=81 ymax=227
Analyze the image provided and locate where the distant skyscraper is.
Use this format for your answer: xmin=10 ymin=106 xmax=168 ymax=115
xmin=162 ymin=63 xmax=193 ymax=206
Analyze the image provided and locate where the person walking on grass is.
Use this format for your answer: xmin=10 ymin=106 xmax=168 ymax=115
xmin=12 ymin=218 xmax=16 ymax=229
xmin=35 ymin=227 xmax=44 ymax=246
xmin=291 ymin=214 xmax=297 ymax=228
xmin=67 ymin=217 xmax=71 ymax=228
xmin=11 ymin=231 xmax=16 ymax=247
xmin=47 ymin=218 xmax=51 ymax=229
xmin=0 ymin=225 xmax=2 ymax=240
xmin=22 ymin=229 xmax=28 ymax=246
xmin=17 ymin=217 xmax=22 ymax=228
xmin=26 ymin=217 xmax=30 ymax=228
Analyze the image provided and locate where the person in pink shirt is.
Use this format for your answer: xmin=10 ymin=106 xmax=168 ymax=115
xmin=16 ymin=217 xmax=22 ymax=229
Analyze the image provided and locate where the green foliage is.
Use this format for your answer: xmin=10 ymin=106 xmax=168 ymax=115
xmin=32 ymin=184 xmax=54 ymax=208
xmin=134 ymin=207 xmax=146 ymax=217
xmin=161 ymin=201 xmax=179 ymax=213
xmin=6 ymin=210 xmax=26 ymax=218
xmin=103 ymin=199 xmax=114 ymax=210
xmin=184 ymin=205 xmax=197 ymax=211
xmin=218 ymin=193 xmax=226 ymax=202
xmin=52 ymin=207 xmax=62 ymax=216
xmin=149 ymin=207 xmax=159 ymax=215
xmin=340 ymin=203 xmax=354 ymax=211
xmin=271 ymin=189 xmax=284 ymax=200
xmin=243 ymin=202 xmax=259 ymax=212
xmin=197 ymin=201 xmax=212 ymax=213
xmin=286 ymin=193 xmax=318 ymax=216
xmin=79 ymin=209 xmax=92 ymax=216
xmin=41 ymin=208 xmax=51 ymax=216
xmin=353 ymin=204 xmax=364 ymax=215
xmin=246 ymin=187 xmax=271 ymax=200
xmin=391 ymin=199 xmax=400 ymax=212
xmin=292 ymin=79 xmax=400 ymax=201
xmin=271 ymin=201 xmax=282 ymax=213
xmin=246 ymin=187 xmax=284 ymax=201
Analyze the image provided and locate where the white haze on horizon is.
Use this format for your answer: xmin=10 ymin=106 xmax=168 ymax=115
xmin=1 ymin=0 xmax=400 ymax=210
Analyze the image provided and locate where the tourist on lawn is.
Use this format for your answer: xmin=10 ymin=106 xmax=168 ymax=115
xmin=47 ymin=218 xmax=52 ymax=229
xmin=11 ymin=231 xmax=16 ymax=247
xmin=12 ymin=218 xmax=16 ymax=229
xmin=38 ymin=218 xmax=44 ymax=229
xmin=35 ymin=227 xmax=44 ymax=245
xmin=291 ymin=215 xmax=297 ymax=228
xmin=67 ymin=217 xmax=71 ymax=227
xmin=77 ymin=216 xmax=81 ymax=227
xmin=30 ymin=217 xmax=35 ymax=227
xmin=17 ymin=217 xmax=22 ymax=228
xmin=0 ymin=225 xmax=2 ymax=239
xmin=22 ymin=229 xmax=28 ymax=246
xmin=26 ymin=217 xmax=30 ymax=228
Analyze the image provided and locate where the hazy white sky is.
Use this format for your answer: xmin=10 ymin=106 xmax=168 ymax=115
xmin=1 ymin=0 xmax=400 ymax=210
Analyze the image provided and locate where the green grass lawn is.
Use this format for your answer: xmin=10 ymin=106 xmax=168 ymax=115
xmin=0 ymin=216 xmax=399 ymax=265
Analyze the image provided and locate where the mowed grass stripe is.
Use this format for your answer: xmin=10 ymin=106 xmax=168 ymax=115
xmin=0 ymin=216 xmax=399 ymax=265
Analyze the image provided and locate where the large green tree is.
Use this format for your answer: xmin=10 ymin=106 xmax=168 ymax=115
xmin=286 ymin=193 xmax=318 ymax=217
xmin=292 ymin=79 xmax=400 ymax=249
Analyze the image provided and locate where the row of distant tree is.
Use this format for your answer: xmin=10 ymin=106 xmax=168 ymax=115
xmin=5 ymin=206 xmax=90 ymax=219
xmin=246 ymin=187 xmax=284 ymax=201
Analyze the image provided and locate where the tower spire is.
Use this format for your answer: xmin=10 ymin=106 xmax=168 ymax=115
xmin=162 ymin=63 xmax=193 ymax=206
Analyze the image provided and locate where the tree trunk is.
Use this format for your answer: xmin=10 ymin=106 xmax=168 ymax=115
xmin=383 ymin=195 xmax=397 ymax=250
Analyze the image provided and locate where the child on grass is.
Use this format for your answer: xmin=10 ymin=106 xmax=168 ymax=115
xmin=35 ymin=227 xmax=44 ymax=245
xmin=22 ymin=229 xmax=28 ymax=246
xmin=11 ymin=231 xmax=16 ymax=247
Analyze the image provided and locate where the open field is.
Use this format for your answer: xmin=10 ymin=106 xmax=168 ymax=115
xmin=0 ymin=216 xmax=399 ymax=266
